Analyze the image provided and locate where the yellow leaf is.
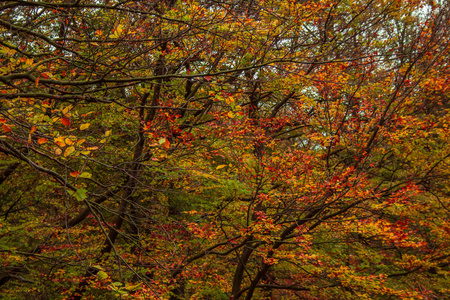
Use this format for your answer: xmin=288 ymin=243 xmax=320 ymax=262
xmin=216 ymin=165 xmax=227 ymax=170
xmin=55 ymin=148 xmax=62 ymax=155
xmin=116 ymin=24 xmax=123 ymax=35
xmin=80 ymin=123 xmax=90 ymax=130
xmin=109 ymin=25 xmax=123 ymax=39
xmin=227 ymin=111 xmax=234 ymax=118
xmin=79 ymin=172 xmax=92 ymax=178
xmin=105 ymin=130 xmax=111 ymax=137
xmin=80 ymin=150 xmax=91 ymax=155
xmin=62 ymin=105 xmax=72 ymax=115
xmin=64 ymin=146 xmax=75 ymax=157
xmin=77 ymin=139 xmax=86 ymax=145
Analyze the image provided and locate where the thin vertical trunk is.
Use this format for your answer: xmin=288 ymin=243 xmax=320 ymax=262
xmin=231 ymin=239 xmax=254 ymax=298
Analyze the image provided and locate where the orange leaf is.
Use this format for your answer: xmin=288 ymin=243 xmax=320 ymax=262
xmin=37 ymin=138 xmax=48 ymax=144
xmin=30 ymin=126 xmax=37 ymax=133
xmin=61 ymin=117 xmax=70 ymax=127
xmin=35 ymin=76 xmax=40 ymax=86
xmin=54 ymin=136 xmax=66 ymax=147
xmin=70 ymin=171 xmax=80 ymax=177
xmin=164 ymin=139 xmax=170 ymax=149
xmin=65 ymin=138 xmax=74 ymax=145
xmin=2 ymin=124 xmax=12 ymax=133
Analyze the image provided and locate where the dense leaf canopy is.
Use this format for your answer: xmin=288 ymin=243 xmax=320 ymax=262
xmin=0 ymin=0 xmax=449 ymax=299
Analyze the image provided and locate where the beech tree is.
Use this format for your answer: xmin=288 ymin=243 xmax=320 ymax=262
xmin=0 ymin=0 xmax=449 ymax=299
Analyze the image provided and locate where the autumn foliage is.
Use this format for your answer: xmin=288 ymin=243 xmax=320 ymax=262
xmin=0 ymin=0 xmax=449 ymax=299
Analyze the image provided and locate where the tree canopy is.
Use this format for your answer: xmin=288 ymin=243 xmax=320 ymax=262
xmin=0 ymin=0 xmax=449 ymax=299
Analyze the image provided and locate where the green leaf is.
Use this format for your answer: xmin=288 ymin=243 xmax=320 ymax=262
xmin=68 ymin=188 xmax=88 ymax=201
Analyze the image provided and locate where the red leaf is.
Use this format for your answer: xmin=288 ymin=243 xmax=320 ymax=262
xmin=61 ymin=117 xmax=70 ymax=127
